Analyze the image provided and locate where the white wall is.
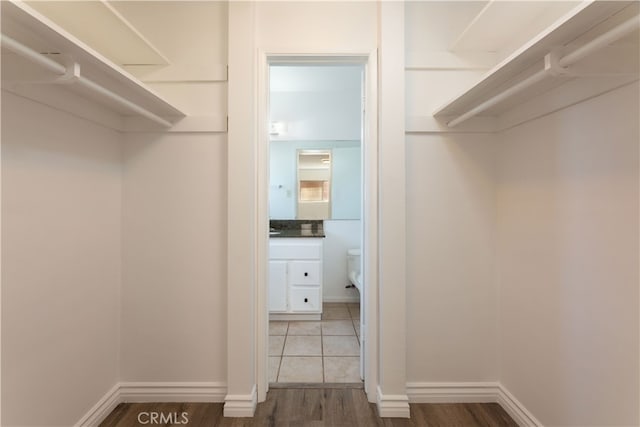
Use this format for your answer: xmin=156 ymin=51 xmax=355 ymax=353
xmin=1 ymin=92 xmax=122 ymax=426
xmin=114 ymin=2 xmax=230 ymax=385
xmin=497 ymin=82 xmax=639 ymax=426
xmin=121 ymin=133 xmax=227 ymax=382
xmin=404 ymin=1 xmax=499 ymax=383
xmin=332 ymin=146 xmax=361 ymax=220
xmin=405 ymin=134 xmax=499 ymax=382
xmin=270 ymin=66 xmax=361 ymax=141
xmin=256 ymin=2 xmax=376 ymax=52
xmin=323 ymin=220 xmax=361 ymax=303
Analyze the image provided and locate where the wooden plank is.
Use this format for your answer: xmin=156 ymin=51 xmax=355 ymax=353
xmin=99 ymin=389 xmax=519 ymax=426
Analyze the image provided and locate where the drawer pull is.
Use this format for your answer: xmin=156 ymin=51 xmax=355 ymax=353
xmin=304 ymin=272 xmax=309 ymax=277
xmin=304 ymin=298 xmax=308 ymax=303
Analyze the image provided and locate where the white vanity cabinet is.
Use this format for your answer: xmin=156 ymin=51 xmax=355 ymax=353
xmin=269 ymin=238 xmax=323 ymax=319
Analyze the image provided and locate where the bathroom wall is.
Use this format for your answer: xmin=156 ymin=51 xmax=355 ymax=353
xmin=270 ymin=66 xmax=361 ymax=141
xmin=1 ymin=92 xmax=122 ymax=426
xmin=404 ymin=1 xmax=500 ymax=383
xmin=331 ymin=146 xmax=361 ymax=220
xmin=270 ymin=140 xmax=360 ymax=220
xmin=323 ymin=220 xmax=361 ymax=303
xmin=496 ymin=82 xmax=639 ymax=426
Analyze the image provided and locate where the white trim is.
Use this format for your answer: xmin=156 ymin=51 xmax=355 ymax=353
xmin=269 ymin=313 xmax=321 ymax=321
xmin=223 ymin=384 xmax=258 ymax=417
xmin=406 ymin=381 xmax=500 ymax=403
xmin=120 ymin=382 xmax=227 ymax=403
xmin=361 ymin=48 xmax=378 ymax=403
xmin=75 ymin=382 xmax=227 ymax=426
xmin=322 ymin=296 xmax=360 ymax=303
xmin=123 ymin=115 xmax=228 ymax=133
xmin=405 ymin=50 xmax=497 ymax=71
xmin=376 ymin=386 xmax=410 ymax=418
xmin=74 ymin=384 xmax=121 ymax=427
xmin=405 ymin=115 xmax=496 ymax=134
xmin=256 ymin=48 xmax=271 ymax=404
xmin=406 ymin=382 xmax=542 ymax=427
xmin=497 ymin=384 xmax=543 ymax=427
xmin=123 ymin=63 xmax=228 ymax=83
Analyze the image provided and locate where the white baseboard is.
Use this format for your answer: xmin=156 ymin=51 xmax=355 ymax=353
xmin=406 ymin=381 xmax=501 ymax=403
xmin=119 ymin=382 xmax=227 ymax=403
xmin=224 ymin=384 xmax=257 ymax=417
xmin=406 ymin=382 xmax=542 ymax=427
xmin=270 ymin=313 xmax=321 ymax=321
xmin=75 ymin=384 xmax=121 ymax=427
xmin=75 ymin=382 xmax=227 ymax=426
xmin=497 ymin=384 xmax=542 ymax=427
xmin=323 ymin=296 xmax=360 ymax=303
xmin=376 ymin=386 xmax=410 ymax=418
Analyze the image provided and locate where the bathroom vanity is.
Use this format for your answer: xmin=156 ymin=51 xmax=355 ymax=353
xmin=269 ymin=223 xmax=325 ymax=320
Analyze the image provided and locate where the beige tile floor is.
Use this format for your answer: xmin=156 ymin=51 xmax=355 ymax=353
xmin=269 ymin=302 xmax=361 ymax=383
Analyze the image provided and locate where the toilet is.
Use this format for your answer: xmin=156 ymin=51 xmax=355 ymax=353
xmin=347 ymin=248 xmax=361 ymax=292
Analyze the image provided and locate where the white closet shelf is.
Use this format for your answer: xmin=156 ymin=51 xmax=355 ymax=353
xmin=434 ymin=1 xmax=640 ymax=128
xmin=1 ymin=0 xmax=186 ymax=128
xmin=24 ymin=0 xmax=170 ymax=67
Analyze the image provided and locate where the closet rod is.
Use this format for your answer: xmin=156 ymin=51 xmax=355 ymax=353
xmin=1 ymin=34 xmax=66 ymax=75
xmin=1 ymin=34 xmax=173 ymax=128
xmin=559 ymin=15 xmax=640 ymax=67
xmin=447 ymin=14 xmax=640 ymax=127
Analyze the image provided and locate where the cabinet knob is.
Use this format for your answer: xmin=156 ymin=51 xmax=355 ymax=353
xmin=304 ymin=272 xmax=308 ymax=277
xmin=304 ymin=298 xmax=308 ymax=303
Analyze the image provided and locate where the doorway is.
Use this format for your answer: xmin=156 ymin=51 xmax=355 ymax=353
xmin=268 ymin=63 xmax=363 ymax=384
xmin=257 ymin=53 xmax=378 ymax=402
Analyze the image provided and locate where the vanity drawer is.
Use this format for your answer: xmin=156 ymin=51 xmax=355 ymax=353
xmin=289 ymin=287 xmax=321 ymax=312
xmin=289 ymin=261 xmax=321 ymax=285
xmin=270 ymin=241 xmax=322 ymax=260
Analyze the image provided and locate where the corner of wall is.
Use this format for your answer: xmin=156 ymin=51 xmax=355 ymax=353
xmin=74 ymin=384 xmax=121 ymax=427
xmin=223 ymin=385 xmax=257 ymax=417
xmin=376 ymin=386 xmax=410 ymax=418
xmin=497 ymin=384 xmax=543 ymax=427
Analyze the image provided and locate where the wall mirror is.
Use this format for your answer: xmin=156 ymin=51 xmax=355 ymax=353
xmin=297 ymin=150 xmax=331 ymax=219
xmin=270 ymin=141 xmax=360 ymax=220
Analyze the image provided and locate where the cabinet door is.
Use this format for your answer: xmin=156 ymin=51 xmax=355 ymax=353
xmin=269 ymin=260 xmax=288 ymax=312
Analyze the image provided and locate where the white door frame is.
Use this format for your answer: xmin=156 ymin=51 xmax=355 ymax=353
xmin=256 ymin=49 xmax=378 ymax=402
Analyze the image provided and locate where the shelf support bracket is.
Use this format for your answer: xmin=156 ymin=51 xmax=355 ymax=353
xmin=54 ymin=60 xmax=81 ymax=85
xmin=544 ymin=51 xmax=570 ymax=77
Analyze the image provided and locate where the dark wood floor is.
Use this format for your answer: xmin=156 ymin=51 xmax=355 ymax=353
xmin=100 ymin=388 xmax=518 ymax=426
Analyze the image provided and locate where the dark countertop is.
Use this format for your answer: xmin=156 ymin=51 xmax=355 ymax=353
xmin=269 ymin=219 xmax=325 ymax=238
xmin=270 ymin=229 xmax=325 ymax=238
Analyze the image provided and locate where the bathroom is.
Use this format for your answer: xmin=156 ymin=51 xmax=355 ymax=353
xmin=267 ymin=64 xmax=364 ymax=383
